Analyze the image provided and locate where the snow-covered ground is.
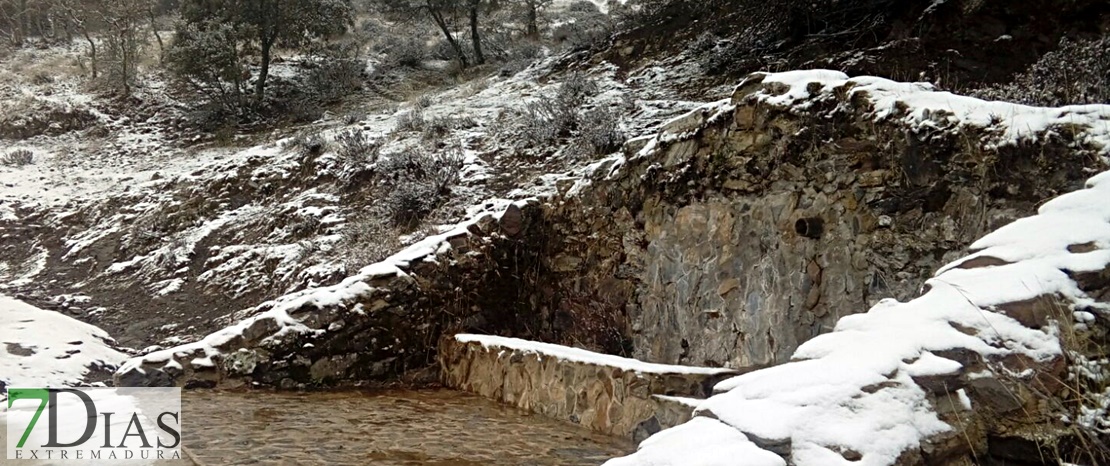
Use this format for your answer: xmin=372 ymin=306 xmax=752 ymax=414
xmin=0 ymin=37 xmax=708 ymax=352
xmin=0 ymin=295 xmax=126 ymax=391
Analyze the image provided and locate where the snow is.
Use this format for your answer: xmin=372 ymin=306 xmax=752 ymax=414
xmin=750 ymin=70 xmax=1110 ymax=157
xmin=604 ymin=417 xmax=785 ymax=466
xmin=455 ymin=334 xmax=735 ymax=375
xmin=0 ymin=295 xmax=126 ymax=392
xmin=956 ymin=389 xmax=972 ymax=410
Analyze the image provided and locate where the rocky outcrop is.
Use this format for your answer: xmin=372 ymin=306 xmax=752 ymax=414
xmin=536 ymin=70 xmax=1109 ymax=370
xmin=439 ymin=334 xmax=734 ymax=440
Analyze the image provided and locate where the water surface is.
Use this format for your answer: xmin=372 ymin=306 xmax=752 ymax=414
xmin=182 ymin=389 xmax=633 ymax=465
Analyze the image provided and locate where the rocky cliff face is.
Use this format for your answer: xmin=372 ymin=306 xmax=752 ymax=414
xmin=538 ymin=71 xmax=1106 ymax=369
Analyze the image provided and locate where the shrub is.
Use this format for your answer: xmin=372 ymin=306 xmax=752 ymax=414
xmin=334 ymin=129 xmax=380 ymax=167
xmin=337 ymin=214 xmax=401 ymax=272
xmin=548 ymin=0 xmax=612 ymax=51
xmin=303 ymin=43 xmax=366 ymax=104
xmin=504 ymin=40 xmax=544 ymax=63
xmin=344 ymin=110 xmax=366 ymax=125
xmin=287 ymin=99 xmax=326 ymax=124
xmin=414 ymin=93 xmax=434 ymax=110
xmin=379 ymin=34 xmax=429 ymax=69
xmin=421 ymin=115 xmax=477 ymax=141
xmin=972 ymin=36 xmax=1110 ymax=106
xmin=430 ymin=37 xmax=475 ymax=63
xmin=282 ymin=131 xmax=328 ymax=158
xmin=520 ymin=99 xmax=564 ymax=147
xmin=395 ymin=109 xmax=426 ymax=133
xmin=384 ymin=180 xmax=438 ymax=228
xmin=1 ymin=149 xmax=33 ymax=167
xmin=576 ymin=106 xmax=626 ymax=156
xmin=378 ymin=146 xmax=465 ymax=228
xmin=560 ymin=72 xmax=600 ymax=102
xmin=167 ymin=20 xmax=250 ymax=115
xmin=519 ymin=73 xmax=600 ymax=147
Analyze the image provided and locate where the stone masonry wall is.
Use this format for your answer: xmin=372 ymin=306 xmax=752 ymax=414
xmin=116 ymin=205 xmax=555 ymax=388
xmin=537 ymin=79 xmax=1106 ymax=370
xmin=439 ymin=335 xmax=735 ymax=440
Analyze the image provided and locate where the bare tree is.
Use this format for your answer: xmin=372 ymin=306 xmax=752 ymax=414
xmin=51 ymin=0 xmax=100 ymax=78
xmin=99 ymin=0 xmax=145 ymax=94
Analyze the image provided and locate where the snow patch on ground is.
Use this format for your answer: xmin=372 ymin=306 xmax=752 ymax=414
xmin=0 ymin=295 xmax=126 ymax=391
xmin=606 ymin=417 xmax=786 ymax=466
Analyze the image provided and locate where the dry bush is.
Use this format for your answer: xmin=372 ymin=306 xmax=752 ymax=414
xmin=337 ymin=214 xmax=401 ymax=272
xmin=973 ymin=36 xmax=1110 ymax=106
xmin=575 ymin=106 xmax=626 ymax=156
xmin=991 ymin=300 xmax=1110 ymax=464
xmin=0 ymin=149 xmax=34 ymax=166
xmin=413 ymin=93 xmax=434 ymax=109
xmin=1045 ymin=306 xmax=1110 ymax=464
xmin=303 ymin=43 xmax=366 ymax=104
xmin=281 ymin=131 xmax=329 ymax=159
xmin=376 ymin=33 xmax=430 ymax=70
xmin=377 ymin=146 xmax=465 ymax=228
xmin=334 ymin=129 xmax=380 ymax=167
xmin=395 ymin=109 xmax=426 ymax=133
xmin=518 ymin=73 xmax=599 ymax=148
xmin=421 ymin=115 xmax=477 ymax=141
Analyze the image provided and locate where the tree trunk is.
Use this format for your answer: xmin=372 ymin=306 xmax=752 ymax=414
xmin=469 ymin=0 xmax=485 ymax=65
xmin=430 ymin=8 xmax=468 ymax=69
xmin=255 ymin=38 xmax=272 ymax=102
xmin=526 ymin=0 xmax=538 ymax=39
xmin=83 ymin=29 xmax=97 ymax=79
xmin=148 ymin=5 xmax=165 ymax=64
xmin=17 ymin=0 xmax=28 ymax=44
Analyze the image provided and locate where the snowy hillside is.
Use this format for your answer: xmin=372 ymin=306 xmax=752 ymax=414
xmin=2 ymin=0 xmax=1110 ymax=464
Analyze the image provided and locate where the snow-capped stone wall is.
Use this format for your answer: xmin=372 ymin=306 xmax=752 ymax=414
xmin=440 ymin=334 xmax=735 ymax=439
xmin=537 ymin=70 xmax=1109 ymax=372
xmin=115 ymin=203 xmax=544 ymax=388
xmin=608 ymin=170 xmax=1110 ymax=466
xmin=600 ymin=72 xmax=1110 ymax=465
